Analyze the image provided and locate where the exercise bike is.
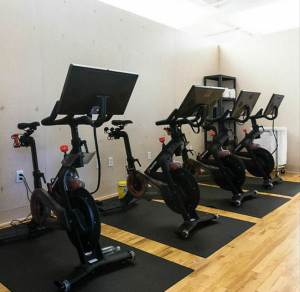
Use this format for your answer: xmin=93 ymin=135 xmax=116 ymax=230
xmin=104 ymin=86 xmax=224 ymax=239
xmin=0 ymin=64 xmax=138 ymax=291
xmin=184 ymin=90 xmax=261 ymax=206
xmin=233 ymin=93 xmax=284 ymax=189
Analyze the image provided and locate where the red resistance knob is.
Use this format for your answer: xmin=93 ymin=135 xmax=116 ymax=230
xmin=60 ymin=144 xmax=69 ymax=154
xmin=11 ymin=134 xmax=21 ymax=148
xmin=159 ymin=136 xmax=166 ymax=144
xmin=208 ymin=130 xmax=216 ymax=137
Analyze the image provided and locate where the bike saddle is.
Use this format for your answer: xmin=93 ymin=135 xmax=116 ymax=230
xmin=112 ymin=120 xmax=133 ymax=126
xmin=18 ymin=121 xmax=40 ymax=130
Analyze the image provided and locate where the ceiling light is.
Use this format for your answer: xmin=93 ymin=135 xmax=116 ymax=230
xmin=231 ymin=0 xmax=299 ymax=34
xmin=98 ymin=0 xmax=214 ymax=29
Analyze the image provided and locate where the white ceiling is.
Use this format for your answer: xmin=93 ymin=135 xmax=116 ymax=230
xmin=98 ymin=0 xmax=300 ymax=44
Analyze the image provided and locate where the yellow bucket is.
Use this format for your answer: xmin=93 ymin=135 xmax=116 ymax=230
xmin=117 ymin=180 xmax=127 ymax=199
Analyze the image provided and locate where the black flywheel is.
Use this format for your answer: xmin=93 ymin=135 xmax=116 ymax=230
xmin=212 ymin=155 xmax=246 ymax=191
xmin=162 ymin=168 xmax=200 ymax=215
xmin=244 ymin=147 xmax=275 ymax=177
xmin=67 ymin=188 xmax=100 ymax=251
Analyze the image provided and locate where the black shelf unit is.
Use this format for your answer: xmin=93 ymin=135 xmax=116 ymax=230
xmin=203 ymin=74 xmax=237 ymax=150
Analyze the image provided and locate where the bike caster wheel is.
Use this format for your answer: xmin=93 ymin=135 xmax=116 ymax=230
xmin=263 ymin=180 xmax=274 ymax=190
xmin=179 ymin=229 xmax=190 ymax=239
xmin=128 ymin=250 xmax=136 ymax=264
xmin=232 ymin=199 xmax=241 ymax=207
xmin=55 ymin=280 xmax=71 ymax=292
xmin=265 ymin=184 xmax=273 ymax=190
xmin=213 ymin=214 xmax=220 ymax=220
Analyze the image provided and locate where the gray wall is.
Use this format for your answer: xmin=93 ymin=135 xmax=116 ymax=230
xmin=220 ymin=28 xmax=300 ymax=171
xmin=0 ymin=0 xmax=218 ymax=222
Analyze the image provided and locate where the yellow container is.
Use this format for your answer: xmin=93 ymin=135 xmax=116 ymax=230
xmin=117 ymin=180 xmax=127 ymax=199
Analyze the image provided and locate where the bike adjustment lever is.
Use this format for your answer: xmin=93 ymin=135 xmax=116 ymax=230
xmin=134 ymin=159 xmax=141 ymax=167
xmin=187 ymin=149 xmax=195 ymax=155
xmin=41 ymin=173 xmax=47 ymax=184
xmin=82 ymin=140 xmax=89 ymax=153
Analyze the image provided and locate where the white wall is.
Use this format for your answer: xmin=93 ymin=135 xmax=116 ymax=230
xmin=220 ymin=28 xmax=300 ymax=171
xmin=0 ymin=0 xmax=218 ymax=222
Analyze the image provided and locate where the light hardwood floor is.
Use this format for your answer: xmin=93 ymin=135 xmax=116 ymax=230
xmin=103 ymin=173 xmax=300 ymax=292
xmin=1 ymin=173 xmax=299 ymax=292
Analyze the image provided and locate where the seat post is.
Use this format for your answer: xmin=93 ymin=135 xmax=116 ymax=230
xmin=119 ymin=131 xmax=136 ymax=169
xmin=27 ymin=136 xmax=43 ymax=189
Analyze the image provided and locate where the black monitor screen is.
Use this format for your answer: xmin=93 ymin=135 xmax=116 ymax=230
xmin=264 ymin=94 xmax=284 ymax=116
xmin=177 ymin=86 xmax=224 ymax=118
xmin=231 ymin=90 xmax=260 ymax=119
xmin=58 ymin=64 xmax=138 ymax=115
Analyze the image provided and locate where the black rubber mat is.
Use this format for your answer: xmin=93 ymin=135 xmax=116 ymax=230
xmin=244 ymin=177 xmax=300 ymax=196
xmin=199 ymin=185 xmax=289 ymax=218
xmin=197 ymin=175 xmax=300 ymax=196
xmin=102 ymin=199 xmax=254 ymax=258
xmin=0 ymin=230 xmax=192 ymax=292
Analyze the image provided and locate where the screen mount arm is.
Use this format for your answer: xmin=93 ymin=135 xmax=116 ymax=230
xmin=93 ymin=95 xmax=111 ymax=128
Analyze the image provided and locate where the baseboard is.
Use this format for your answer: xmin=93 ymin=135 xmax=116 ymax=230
xmin=94 ymin=192 xmax=118 ymax=201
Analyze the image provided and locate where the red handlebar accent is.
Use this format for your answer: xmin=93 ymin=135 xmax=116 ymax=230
xmin=11 ymin=134 xmax=21 ymax=148
xmin=60 ymin=144 xmax=69 ymax=153
xmin=159 ymin=137 xmax=166 ymax=144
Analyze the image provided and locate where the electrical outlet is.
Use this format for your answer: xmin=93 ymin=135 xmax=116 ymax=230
xmin=108 ymin=157 xmax=113 ymax=167
xmin=16 ymin=170 xmax=24 ymax=183
xmin=147 ymin=152 xmax=152 ymax=160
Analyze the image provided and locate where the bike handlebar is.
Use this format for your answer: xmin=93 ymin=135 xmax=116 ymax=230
xmin=155 ymin=109 xmax=178 ymax=126
xmin=250 ymin=107 xmax=278 ymax=122
xmin=264 ymin=106 xmax=278 ymax=120
xmin=205 ymin=109 xmax=231 ymax=124
xmin=155 ymin=119 xmax=170 ymax=126
xmin=236 ymin=106 xmax=250 ymax=123
xmin=205 ymin=106 xmax=251 ymax=124
xmin=156 ymin=115 xmax=199 ymax=127
xmin=41 ymin=100 xmax=111 ymax=128
xmin=155 ymin=108 xmax=202 ymax=127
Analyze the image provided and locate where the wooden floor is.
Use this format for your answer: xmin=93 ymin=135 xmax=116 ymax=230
xmin=1 ymin=173 xmax=300 ymax=292
xmin=103 ymin=172 xmax=300 ymax=292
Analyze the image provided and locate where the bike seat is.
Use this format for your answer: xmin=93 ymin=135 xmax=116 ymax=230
xmin=111 ymin=120 xmax=133 ymax=126
xmin=18 ymin=121 xmax=40 ymax=130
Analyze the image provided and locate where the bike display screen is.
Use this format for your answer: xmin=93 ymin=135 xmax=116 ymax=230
xmin=231 ymin=90 xmax=260 ymax=119
xmin=264 ymin=94 xmax=284 ymax=116
xmin=58 ymin=64 xmax=139 ymax=116
xmin=177 ymin=86 xmax=224 ymax=118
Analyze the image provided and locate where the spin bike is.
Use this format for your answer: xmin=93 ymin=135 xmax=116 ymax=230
xmin=1 ymin=64 xmax=137 ymax=291
xmin=233 ymin=94 xmax=284 ymax=189
xmin=185 ymin=90 xmax=261 ymax=206
xmin=104 ymin=86 xmax=224 ymax=239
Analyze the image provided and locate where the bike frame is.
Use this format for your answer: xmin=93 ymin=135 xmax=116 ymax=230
xmin=107 ymin=122 xmax=194 ymax=220
xmin=234 ymin=110 xmax=264 ymax=153
xmin=15 ymin=123 xmax=88 ymax=230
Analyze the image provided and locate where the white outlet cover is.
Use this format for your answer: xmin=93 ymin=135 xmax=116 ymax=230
xmin=108 ymin=157 xmax=114 ymax=167
xmin=16 ymin=170 xmax=24 ymax=183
